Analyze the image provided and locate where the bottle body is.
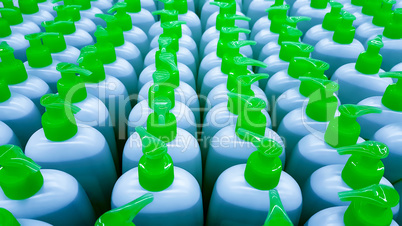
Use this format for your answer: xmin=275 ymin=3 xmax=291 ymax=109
xmin=258 ymin=54 xmax=290 ymax=89
xmin=293 ymin=5 xmax=330 ymax=35
xmin=103 ymin=57 xmax=137 ymax=97
xmin=250 ymin=17 xmax=270 ymax=40
xmin=0 ymin=120 xmax=21 ymax=147
xmin=23 ymin=61 xmax=61 ymax=92
xmin=302 ymin=24 xmax=333 ymax=46
xmin=200 ymin=27 xmax=247 ymax=57
xmin=355 ymin=22 xmax=384 ymax=45
xmin=115 ymin=41 xmax=143 ymax=76
xmin=21 ymin=10 xmax=54 ymax=32
xmin=64 ymin=29 xmax=94 ymax=50
xmin=178 ymin=11 xmax=202 ymax=44
xmin=123 ymin=26 xmax=149 ymax=57
xmin=395 ymin=180 xmax=402 ymax=225
xmin=203 ymin=38 xmax=252 ymax=59
xmin=9 ymin=21 xmax=41 ymax=36
xmin=129 ymin=9 xmax=155 ymax=34
xmin=0 ymin=34 xmax=29 ymax=62
xmin=200 ymin=0 xmax=241 ymax=30
xmin=274 ymin=87 xmax=308 ymax=128
xmin=74 ymin=17 xmax=97 ymax=38
xmin=258 ymin=41 xmax=282 ymax=61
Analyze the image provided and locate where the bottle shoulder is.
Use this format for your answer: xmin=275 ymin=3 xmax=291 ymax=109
xmin=0 ymin=92 xmax=38 ymax=120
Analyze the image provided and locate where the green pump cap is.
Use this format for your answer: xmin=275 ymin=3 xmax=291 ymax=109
xmin=322 ymin=2 xmax=344 ymax=31
xmin=221 ymin=40 xmax=257 ymax=74
xmin=234 ymin=95 xmax=267 ymax=137
xmin=136 ymin=126 xmax=174 ymax=192
xmin=148 ymin=70 xmax=175 ymax=110
xmin=379 ymin=71 xmax=402 ymax=111
xmin=0 ymin=42 xmax=28 ymax=84
xmin=237 ymin=128 xmax=282 ymax=190
xmin=152 ymin=9 xmax=178 ymax=24
xmin=96 ymin=14 xmax=125 ymax=47
xmin=161 ymin=20 xmax=186 ymax=39
xmin=0 ymin=80 xmax=11 ymax=103
xmin=210 ymin=1 xmax=236 ymax=15
xmin=266 ymin=5 xmax=290 ymax=21
xmin=285 ymin=16 xmax=311 ymax=28
xmin=278 ymin=41 xmax=314 ymax=62
xmin=332 ymin=11 xmax=356 ymax=44
xmin=337 ymin=141 xmax=389 ymax=190
xmin=324 ymin=104 xmax=382 ymax=148
xmin=263 ymin=189 xmax=293 ymax=226
xmin=269 ymin=7 xmax=290 ymax=34
xmin=56 ymin=62 xmax=90 ymax=103
xmin=277 ymin=25 xmax=303 ymax=45
xmin=147 ymin=97 xmax=177 ymax=143
xmin=0 ymin=18 xmax=12 ymax=38
xmin=157 ymin=36 xmax=179 ymax=55
xmin=156 ymin=52 xmax=180 ymax=88
xmin=310 ymin=0 xmax=329 ymax=9
xmin=108 ymin=2 xmax=133 ymax=32
xmin=53 ymin=5 xmax=82 ymax=22
xmin=18 ymin=0 xmax=40 ymax=14
xmin=299 ymin=77 xmax=339 ymax=122
xmin=226 ymin=92 xmax=261 ymax=115
xmin=288 ymin=57 xmax=329 ymax=81
xmin=383 ymin=8 xmax=402 ymax=39
xmin=123 ymin=0 xmax=141 ymax=13
xmin=174 ymin=0 xmax=189 ymax=14
xmin=0 ymin=145 xmax=44 ymax=200
xmin=42 ymin=20 xmax=76 ymax=35
xmin=0 ymin=6 xmax=24 ymax=26
xmin=233 ymin=73 xmax=270 ymax=96
xmin=94 ymin=25 xmax=117 ymax=64
xmin=0 ymin=208 xmax=20 ymax=225
xmin=339 ymin=184 xmax=399 ymax=226
xmin=25 ymin=32 xmax=54 ymax=68
xmin=77 ymin=45 xmax=106 ymax=83
xmin=355 ymin=35 xmax=383 ymax=74
xmin=155 ymin=0 xmax=175 ymax=12
xmin=41 ymin=32 xmax=67 ymax=53
xmin=215 ymin=13 xmax=250 ymax=31
xmin=41 ymin=93 xmax=80 ymax=141
xmin=217 ymin=27 xmax=251 ymax=58
xmin=372 ymin=0 xmax=395 ymax=27
xmin=227 ymin=56 xmax=267 ymax=91
xmin=60 ymin=0 xmax=91 ymax=10
xmin=361 ymin=0 xmax=382 ymax=16
xmin=351 ymin=0 xmax=363 ymax=7
xmin=95 ymin=193 xmax=154 ymax=226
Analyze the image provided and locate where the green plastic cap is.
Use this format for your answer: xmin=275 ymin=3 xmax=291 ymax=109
xmin=41 ymin=32 xmax=67 ymax=53
xmin=152 ymin=10 xmax=178 ymax=24
xmin=339 ymin=184 xmax=399 ymax=226
xmin=156 ymin=52 xmax=180 ymax=88
xmin=147 ymin=97 xmax=177 ymax=143
xmin=263 ymin=189 xmax=293 ymax=226
xmin=174 ymin=0 xmax=189 ymax=14
xmin=108 ymin=2 xmax=133 ymax=32
xmin=157 ymin=36 xmax=179 ymax=54
xmin=285 ymin=16 xmax=311 ymax=28
xmin=227 ymin=56 xmax=267 ymax=91
xmin=277 ymin=25 xmax=303 ymax=45
xmin=0 ymin=208 xmax=20 ymax=225
xmin=310 ymin=0 xmax=329 ymax=9
xmin=362 ymin=0 xmax=382 ymax=16
xmin=227 ymin=92 xmax=261 ymax=115
xmin=56 ymin=62 xmax=90 ymax=103
xmin=322 ymin=2 xmax=344 ymax=31
xmin=338 ymin=141 xmax=389 ymax=190
xmin=0 ymin=18 xmax=12 ymax=38
xmin=161 ymin=20 xmax=186 ymax=39
xmin=0 ymin=7 xmax=24 ymax=26
xmin=324 ymin=104 xmax=382 ymax=148
xmin=379 ymin=71 xmax=402 ymax=111
xmin=25 ymin=32 xmax=54 ymax=68
xmin=95 ymin=193 xmax=154 ymax=226
xmin=332 ymin=11 xmax=356 ymax=44
xmin=234 ymin=96 xmax=267 ymax=137
xmin=0 ymin=42 xmax=28 ymax=84
xmin=372 ymin=0 xmax=395 ymax=27
xmin=0 ymin=145 xmax=44 ymax=200
xmin=42 ymin=20 xmax=76 ymax=35
xmin=209 ymin=1 xmax=236 ymax=17
xmin=288 ymin=57 xmax=329 ymax=81
xmin=124 ymin=0 xmax=141 ymax=13
xmin=351 ymin=0 xmax=364 ymax=6
xmin=269 ymin=9 xmax=290 ymax=34
xmin=233 ymin=73 xmax=270 ymax=96
xmin=94 ymin=26 xmax=117 ymax=64
xmin=18 ymin=0 xmax=40 ymax=14
xmin=383 ymin=8 xmax=402 ymax=39
xmin=77 ymin=45 xmax=106 ymax=83
xmin=217 ymin=27 xmax=251 ymax=58
xmin=54 ymin=5 xmax=82 ymax=22
xmin=96 ymin=14 xmax=125 ymax=47
xmin=237 ymin=128 xmax=282 ymax=190
xmin=221 ymin=40 xmax=257 ymax=74
xmin=68 ymin=0 xmax=91 ymax=10
xmin=266 ymin=5 xmax=290 ymax=21
xmin=299 ymin=77 xmax=339 ymax=122
xmin=355 ymin=35 xmax=383 ymax=74
xmin=0 ymin=80 xmax=11 ymax=102
xmin=215 ymin=13 xmax=250 ymax=31
xmin=136 ymin=126 xmax=174 ymax=192
xmin=148 ymin=70 xmax=175 ymax=110
xmin=278 ymin=41 xmax=314 ymax=62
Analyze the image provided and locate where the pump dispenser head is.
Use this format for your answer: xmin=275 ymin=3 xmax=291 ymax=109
xmin=152 ymin=9 xmax=178 ymax=24
xmin=236 ymin=128 xmax=282 ymax=190
xmin=332 ymin=11 xmax=356 ymax=44
xmin=324 ymin=104 xmax=382 ymax=148
xmin=0 ymin=145 xmax=44 ymax=200
xmin=157 ymin=36 xmax=179 ymax=55
xmin=56 ymin=62 xmax=90 ymax=103
xmin=25 ymin=32 xmax=54 ymax=68
xmin=0 ymin=18 xmax=12 ymax=38
xmin=42 ymin=20 xmax=76 ymax=35
xmin=209 ymin=0 xmax=236 ymax=15
xmin=263 ymin=189 xmax=293 ymax=226
xmin=0 ymin=208 xmax=20 ymax=225
xmin=379 ymin=71 xmax=402 ymax=111
xmin=267 ymin=5 xmax=290 ymax=34
xmin=58 ymin=0 xmax=92 ymax=11
xmin=234 ymin=73 xmax=270 ymax=96
xmin=285 ymin=16 xmax=311 ymax=28
xmin=136 ymin=126 xmax=174 ymax=192
xmin=277 ymin=25 xmax=303 ymax=45
xmin=278 ymin=41 xmax=314 ymax=62
xmin=147 ymin=97 xmax=177 ymax=143
xmin=95 ymin=193 xmax=154 ymax=226
xmin=0 ymin=41 xmax=28 ymax=84
xmin=54 ymin=5 xmax=81 ymax=22
xmin=339 ymin=184 xmax=399 ymax=226
xmin=77 ymin=45 xmax=106 ymax=83
xmin=310 ymin=0 xmax=329 ymax=9
xmin=217 ymin=27 xmax=251 ymax=58
xmin=234 ymin=95 xmax=267 ymax=136
xmin=41 ymin=32 xmax=68 ymax=53
xmin=148 ymin=70 xmax=175 ymax=109
xmin=123 ymin=0 xmax=141 ymax=13
xmin=94 ymin=25 xmax=117 ymax=64
xmin=96 ymin=14 xmax=125 ymax=47
xmin=288 ymin=57 xmax=329 ymax=81
xmin=372 ymin=0 xmax=395 ymax=27
xmin=108 ymin=2 xmax=133 ymax=32
xmin=226 ymin=92 xmax=262 ymax=115
xmin=361 ymin=0 xmax=382 ymax=16
xmin=227 ymin=56 xmax=267 ymax=91
xmin=337 ymin=141 xmax=389 ymax=190
xmin=157 ymin=52 xmax=180 ymax=88
xmin=215 ymin=12 xmax=250 ymax=31
xmin=160 ymin=20 xmax=186 ymax=40
xmin=322 ymin=2 xmax=344 ymax=31
xmin=355 ymin=35 xmax=383 ymax=74
xmin=0 ymin=6 xmax=24 ymax=26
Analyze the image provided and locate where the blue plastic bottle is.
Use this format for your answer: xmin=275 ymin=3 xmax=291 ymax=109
xmin=391 ymin=62 xmax=402 ymax=79
xmin=0 ymin=121 xmax=20 ymax=147
xmin=53 ymin=5 xmax=97 ymax=38
xmin=0 ymin=5 xmax=41 ymax=36
xmin=0 ymin=145 xmax=96 ymax=225
xmin=292 ymin=0 xmax=331 ymax=35
xmin=17 ymin=0 xmax=54 ymax=30
xmin=0 ymin=208 xmax=52 ymax=226
xmin=207 ymin=129 xmax=302 ymax=225
xmin=0 ymin=18 xmax=29 ymax=62
xmin=112 ymin=126 xmax=203 ymax=226
xmin=40 ymin=31 xmax=80 ymax=64
xmin=121 ymin=0 xmax=155 ymax=33
xmin=25 ymin=94 xmax=117 ymax=216
xmin=148 ymin=9 xmax=192 ymax=42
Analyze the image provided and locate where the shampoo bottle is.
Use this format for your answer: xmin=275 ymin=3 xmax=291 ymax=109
xmin=0 ymin=207 xmax=52 ymax=226
xmin=53 ymin=5 xmax=96 ymax=38
xmin=0 ymin=17 xmax=29 ymax=61
xmin=0 ymin=4 xmax=41 ymax=35
xmin=0 ymin=121 xmax=20 ymax=147
xmin=41 ymin=31 xmax=80 ymax=64
xmin=148 ymin=9 xmax=192 ymax=42
xmin=17 ymin=0 xmax=54 ymax=30
xmin=121 ymin=0 xmax=155 ymax=33
xmin=174 ymin=0 xmax=202 ymax=44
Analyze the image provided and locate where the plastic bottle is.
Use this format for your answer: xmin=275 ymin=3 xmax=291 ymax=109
xmin=0 ymin=145 xmax=96 ymax=225
xmin=357 ymin=71 xmax=402 ymax=139
xmin=128 ymin=70 xmax=197 ymax=138
xmin=0 ymin=81 xmax=41 ymax=147
xmin=148 ymin=9 xmax=192 ymax=42
xmin=302 ymin=141 xmax=398 ymax=223
xmin=111 ymin=126 xmax=203 ymax=226
xmin=123 ymin=112 xmax=202 ymax=184
xmin=22 ymin=33 xmax=61 ymax=93
xmin=96 ymin=193 xmax=153 ymax=226
xmin=306 ymin=184 xmax=400 ymax=226
xmin=207 ymin=129 xmax=301 ymax=225
xmin=258 ymin=41 xmax=314 ymax=90
xmin=25 ymin=94 xmax=117 ymax=215
xmin=250 ymin=3 xmax=288 ymax=40
xmin=108 ymin=2 xmax=149 ymax=55
xmin=41 ymin=31 xmax=80 ymax=64
xmin=0 ymin=41 xmax=51 ymax=113
xmin=53 ymin=0 xmax=104 ymax=26
xmin=53 ymin=5 xmax=97 ymax=38
xmin=41 ymin=20 xmax=94 ymax=50
xmin=247 ymin=0 xmax=285 ymax=28
xmin=17 ymin=0 xmax=54 ymax=30
xmin=0 ymin=3 xmax=41 ymax=35
xmin=332 ymin=36 xmax=392 ymax=104
xmin=312 ymin=12 xmax=365 ymax=78
xmin=0 ymin=17 xmax=29 ymax=61
xmin=352 ymin=0 xmax=383 ymax=27
xmin=285 ymin=104 xmax=381 ymax=187
xmin=120 ymin=0 xmax=155 ymax=33
xmin=0 ymin=121 xmax=20 ymax=147
xmin=355 ymin=0 xmax=395 ymax=44
xmin=0 ymin=207 xmax=52 ymax=226
xmin=203 ymin=97 xmax=285 ymax=205
xmin=303 ymin=2 xmax=343 ymax=46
